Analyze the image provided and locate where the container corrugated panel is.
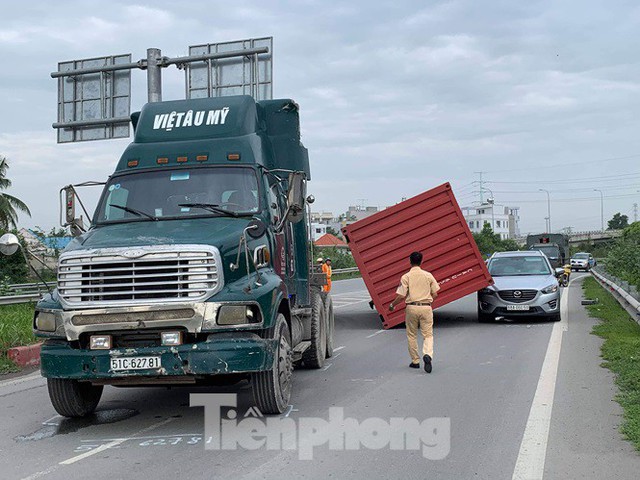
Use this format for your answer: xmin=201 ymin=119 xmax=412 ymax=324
xmin=342 ymin=183 xmax=493 ymax=329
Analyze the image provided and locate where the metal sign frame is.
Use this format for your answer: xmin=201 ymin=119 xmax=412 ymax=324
xmin=51 ymin=37 xmax=273 ymax=144
xmin=54 ymin=54 xmax=133 ymax=143
xmin=187 ymin=37 xmax=273 ymax=100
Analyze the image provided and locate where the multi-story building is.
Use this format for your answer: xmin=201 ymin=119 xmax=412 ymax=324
xmin=462 ymin=204 xmax=520 ymax=240
xmin=310 ymin=211 xmax=335 ymax=225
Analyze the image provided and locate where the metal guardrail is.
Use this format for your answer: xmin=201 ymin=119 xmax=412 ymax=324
xmin=591 ymin=267 xmax=640 ymax=324
xmin=332 ymin=267 xmax=359 ymax=274
xmin=0 ymin=282 xmax=55 ymax=306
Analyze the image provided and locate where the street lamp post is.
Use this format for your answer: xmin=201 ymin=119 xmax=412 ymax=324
xmin=483 ymin=187 xmax=495 ymax=233
xmin=594 ymin=189 xmax=604 ymax=231
xmin=539 ymin=189 xmax=551 ymax=232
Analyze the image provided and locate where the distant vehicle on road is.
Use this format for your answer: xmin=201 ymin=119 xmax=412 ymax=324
xmin=478 ymin=250 xmax=562 ymax=322
xmin=526 ymin=234 xmax=569 ymax=269
xmin=570 ymin=252 xmax=595 ymax=271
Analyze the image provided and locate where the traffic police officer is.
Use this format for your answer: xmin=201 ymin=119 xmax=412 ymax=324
xmin=389 ymin=251 xmax=440 ymax=373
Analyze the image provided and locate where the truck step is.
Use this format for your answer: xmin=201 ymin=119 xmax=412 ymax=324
xmin=292 ymin=340 xmax=311 ymax=362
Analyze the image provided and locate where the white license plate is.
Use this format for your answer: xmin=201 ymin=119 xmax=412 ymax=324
xmin=110 ymin=356 xmax=161 ymax=371
xmin=507 ymin=305 xmax=530 ymax=311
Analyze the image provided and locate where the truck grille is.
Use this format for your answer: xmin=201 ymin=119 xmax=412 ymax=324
xmin=58 ymin=245 xmax=223 ymax=308
xmin=498 ymin=289 xmax=537 ymax=303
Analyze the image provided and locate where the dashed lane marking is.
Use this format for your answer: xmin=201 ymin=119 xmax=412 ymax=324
xmin=366 ymin=329 xmax=385 ymax=338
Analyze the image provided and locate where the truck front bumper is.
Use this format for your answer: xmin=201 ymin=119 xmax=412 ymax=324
xmin=41 ymin=332 xmax=275 ymax=381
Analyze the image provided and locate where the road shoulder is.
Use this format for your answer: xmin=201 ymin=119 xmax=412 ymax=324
xmin=544 ymin=275 xmax=640 ymax=477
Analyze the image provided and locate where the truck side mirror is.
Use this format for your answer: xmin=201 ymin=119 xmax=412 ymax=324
xmin=64 ymin=186 xmax=75 ymax=225
xmin=286 ymin=172 xmax=306 ymax=223
xmin=0 ymin=233 xmax=20 ymax=256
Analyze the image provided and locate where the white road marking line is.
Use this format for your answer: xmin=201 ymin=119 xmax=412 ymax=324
xmin=334 ymin=299 xmax=371 ymax=310
xmin=20 ymin=466 xmax=59 ymax=480
xmin=366 ymin=329 xmax=385 ymax=338
xmin=59 ymin=417 xmax=176 ymax=466
xmin=511 ymin=275 xmax=573 ymax=480
xmin=322 ymin=363 xmax=333 ymax=371
xmin=42 ymin=415 xmax=62 ymax=426
xmin=330 ymin=290 xmax=369 ymax=298
xmin=332 ymin=352 xmax=343 ymax=359
xmin=283 ymin=405 xmax=298 ymax=418
xmin=334 ymin=345 xmax=346 ymax=352
xmin=0 ymin=371 xmax=41 ymax=389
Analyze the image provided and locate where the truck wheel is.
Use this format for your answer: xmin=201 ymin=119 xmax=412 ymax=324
xmin=252 ymin=314 xmax=293 ymax=414
xmin=47 ymin=378 xmax=103 ymax=418
xmin=303 ymin=289 xmax=326 ymax=368
xmin=324 ymin=294 xmax=335 ymax=358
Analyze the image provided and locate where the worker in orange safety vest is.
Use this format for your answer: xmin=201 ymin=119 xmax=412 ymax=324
xmin=322 ymin=258 xmax=332 ymax=293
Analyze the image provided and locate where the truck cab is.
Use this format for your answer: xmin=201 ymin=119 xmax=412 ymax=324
xmin=25 ymin=95 xmax=333 ymax=416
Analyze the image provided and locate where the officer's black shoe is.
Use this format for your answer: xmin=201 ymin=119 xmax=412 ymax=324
xmin=409 ymin=362 xmax=420 ymax=369
xmin=423 ymin=354 xmax=432 ymax=373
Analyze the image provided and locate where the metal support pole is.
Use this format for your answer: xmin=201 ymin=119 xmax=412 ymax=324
xmin=539 ymin=189 xmax=551 ymax=232
xmin=594 ymin=189 xmax=604 ymax=231
xmin=146 ymin=48 xmax=162 ymax=103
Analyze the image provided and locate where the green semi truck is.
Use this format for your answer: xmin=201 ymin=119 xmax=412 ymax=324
xmin=15 ymin=95 xmax=334 ymax=416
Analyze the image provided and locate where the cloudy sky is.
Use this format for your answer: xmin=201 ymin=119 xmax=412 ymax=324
xmin=1 ymin=0 xmax=640 ymax=234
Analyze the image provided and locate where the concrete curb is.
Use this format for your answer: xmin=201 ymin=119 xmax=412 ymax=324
xmin=7 ymin=343 xmax=42 ymax=367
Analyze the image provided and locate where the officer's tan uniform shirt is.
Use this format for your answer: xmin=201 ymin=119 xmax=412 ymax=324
xmin=396 ymin=266 xmax=440 ymax=303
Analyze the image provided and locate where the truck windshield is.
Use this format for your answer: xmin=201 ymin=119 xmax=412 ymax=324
xmin=94 ymin=167 xmax=260 ymax=224
xmin=489 ymin=256 xmax=552 ymax=276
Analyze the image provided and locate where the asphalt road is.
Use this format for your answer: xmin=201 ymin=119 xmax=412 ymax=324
xmin=2 ymin=274 xmax=639 ymax=479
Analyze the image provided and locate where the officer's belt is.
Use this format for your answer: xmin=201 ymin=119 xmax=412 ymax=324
xmin=406 ymin=302 xmax=431 ymax=306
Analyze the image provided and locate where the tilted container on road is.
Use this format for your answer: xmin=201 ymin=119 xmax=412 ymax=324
xmin=342 ymin=183 xmax=493 ymax=329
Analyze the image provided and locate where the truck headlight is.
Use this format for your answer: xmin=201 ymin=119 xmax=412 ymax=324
xmin=34 ymin=312 xmax=57 ymax=332
xmin=89 ymin=335 xmax=112 ymax=350
xmin=541 ymin=284 xmax=558 ymax=294
xmin=217 ymin=305 xmax=260 ymax=326
xmin=161 ymin=331 xmax=183 ymax=346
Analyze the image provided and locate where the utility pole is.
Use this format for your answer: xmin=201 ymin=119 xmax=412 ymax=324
xmin=474 ymin=171 xmax=486 ymax=204
xmin=594 ymin=189 xmax=604 ymax=231
xmin=634 ymin=203 xmax=638 ymax=223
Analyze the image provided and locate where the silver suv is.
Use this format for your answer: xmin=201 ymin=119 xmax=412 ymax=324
xmin=478 ymin=250 xmax=561 ymax=322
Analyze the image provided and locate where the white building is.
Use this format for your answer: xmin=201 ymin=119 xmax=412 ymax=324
xmin=462 ymin=204 xmax=520 ymax=240
xmin=310 ymin=211 xmax=335 ymax=225
xmin=310 ymin=223 xmax=328 ymax=241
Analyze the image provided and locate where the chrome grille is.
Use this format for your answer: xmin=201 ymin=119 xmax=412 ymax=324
xmin=498 ymin=289 xmax=537 ymax=303
xmin=58 ymin=245 xmax=222 ymax=308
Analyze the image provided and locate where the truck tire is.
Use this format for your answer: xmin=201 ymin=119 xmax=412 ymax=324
xmin=47 ymin=378 xmax=103 ymax=418
xmin=303 ymin=289 xmax=326 ymax=368
xmin=324 ymin=294 xmax=335 ymax=358
xmin=252 ymin=314 xmax=293 ymax=414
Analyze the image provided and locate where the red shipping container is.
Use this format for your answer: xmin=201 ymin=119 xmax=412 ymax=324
xmin=342 ymin=183 xmax=493 ymax=329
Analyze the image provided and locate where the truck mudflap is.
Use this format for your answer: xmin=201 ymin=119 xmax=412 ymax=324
xmin=40 ymin=332 xmax=276 ymax=380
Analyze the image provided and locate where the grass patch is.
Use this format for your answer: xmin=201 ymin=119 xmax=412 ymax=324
xmin=0 ymin=303 xmax=36 ymax=374
xmin=583 ymin=276 xmax=640 ymax=450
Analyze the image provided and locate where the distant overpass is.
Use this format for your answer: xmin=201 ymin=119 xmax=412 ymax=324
xmin=515 ymin=230 xmax=623 ymax=246
xmin=568 ymin=230 xmax=623 ymax=244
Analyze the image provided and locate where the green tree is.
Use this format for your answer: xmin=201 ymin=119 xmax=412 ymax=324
xmin=607 ymin=212 xmax=629 ymax=230
xmin=605 ymin=222 xmax=640 ymax=288
xmin=472 ymin=222 xmax=521 ymax=257
xmin=314 ymin=246 xmax=356 ymax=269
xmin=0 ymin=156 xmax=31 ymax=229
